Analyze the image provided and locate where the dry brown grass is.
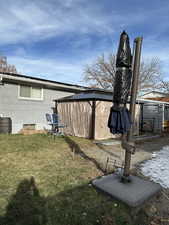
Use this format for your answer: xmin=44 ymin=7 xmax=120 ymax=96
xmin=0 ymin=134 xmax=149 ymax=225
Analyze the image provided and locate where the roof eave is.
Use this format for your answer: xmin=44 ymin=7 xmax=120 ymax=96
xmin=0 ymin=73 xmax=86 ymax=92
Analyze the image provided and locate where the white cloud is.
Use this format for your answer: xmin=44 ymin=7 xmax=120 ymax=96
xmin=2 ymin=0 xmax=161 ymax=46
xmin=142 ymin=36 xmax=169 ymax=78
xmin=7 ymin=55 xmax=85 ymax=84
xmin=0 ymin=0 xmax=115 ymax=45
xmin=1 ymin=0 xmax=168 ymax=47
xmin=1 ymin=0 xmax=169 ymax=84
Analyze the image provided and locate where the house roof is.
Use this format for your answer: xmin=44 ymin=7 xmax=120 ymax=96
xmin=140 ymin=91 xmax=168 ymax=97
xmin=0 ymin=72 xmax=88 ymax=93
xmin=145 ymin=97 xmax=169 ymax=102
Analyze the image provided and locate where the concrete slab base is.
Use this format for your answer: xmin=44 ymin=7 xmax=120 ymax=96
xmin=92 ymin=174 xmax=161 ymax=207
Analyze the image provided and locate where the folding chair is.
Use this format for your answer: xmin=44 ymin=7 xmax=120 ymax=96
xmin=45 ymin=113 xmax=66 ymax=136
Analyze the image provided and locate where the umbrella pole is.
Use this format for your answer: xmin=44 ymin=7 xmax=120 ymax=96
xmin=122 ymin=37 xmax=143 ymax=180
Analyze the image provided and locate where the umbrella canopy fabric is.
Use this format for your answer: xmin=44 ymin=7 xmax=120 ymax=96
xmin=108 ymin=31 xmax=132 ymax=134
xmin=116 ymin=31 xmax=132 ymax=68
xmin=108 ymin=107 xmax=131 ymax=134
xmin=113 ymin=68 xmax=132 ymax=105
xmin=113 ymin=31 xmax=132 ymax=105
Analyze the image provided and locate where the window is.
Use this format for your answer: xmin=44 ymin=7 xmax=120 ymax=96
xmin=20 ymin=85 xmax=31 ymax=98
xmin=23 ymin=124 xmax=36 ymax=130
xmin=19 ymin=85 xmax=43 ymax=100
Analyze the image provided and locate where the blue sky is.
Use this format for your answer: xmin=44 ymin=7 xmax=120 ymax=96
xmin=0 ymin=0 xmax=169 ymax=85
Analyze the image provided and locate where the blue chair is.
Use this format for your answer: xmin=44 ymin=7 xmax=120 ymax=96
xmin=45 ymin=113 xmax=66 ymax=135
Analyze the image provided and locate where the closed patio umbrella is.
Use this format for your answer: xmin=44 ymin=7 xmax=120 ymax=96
xmin=108 ymin=31 xmax=132 ymax=134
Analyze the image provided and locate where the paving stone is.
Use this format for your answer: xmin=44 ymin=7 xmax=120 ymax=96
xmin=92 ymin=174 xmax=161 ymax=207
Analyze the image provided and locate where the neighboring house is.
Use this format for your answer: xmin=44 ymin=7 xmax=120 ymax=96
xmin=140 ymin=91 xmax=169 ymax=99
xmin=0 ymin=72 xmax=86 ymax=133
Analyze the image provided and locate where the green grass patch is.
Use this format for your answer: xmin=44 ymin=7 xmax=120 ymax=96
xmin=0 ymin=134 xmax=147 ymax=225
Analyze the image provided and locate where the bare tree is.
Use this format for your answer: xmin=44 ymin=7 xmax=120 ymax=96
xmin=156 ymin=80 xmax=169 ymax=93
xmin=0 ymin=56 xmax=17 ymax=73
xmin=84 ymin=53 xmax=162 ymax=92
xmin=84 ymin=54 xmax=116 ymax=89
xmin=139 ymin=57 xmax=162 ymax=92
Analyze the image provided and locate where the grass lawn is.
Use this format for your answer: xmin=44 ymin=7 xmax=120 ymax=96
xmin=0 ymin=134 xmax=148 ymax=225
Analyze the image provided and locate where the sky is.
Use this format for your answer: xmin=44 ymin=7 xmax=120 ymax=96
xmin=0 ymin=0 xmax=169 ymax=85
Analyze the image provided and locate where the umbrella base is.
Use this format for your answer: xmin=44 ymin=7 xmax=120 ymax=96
xmin=92 ymin=174 xmax=161 ymax=207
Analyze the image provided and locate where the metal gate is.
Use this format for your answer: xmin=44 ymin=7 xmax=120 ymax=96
xmin=140 ymin=104 xmax=162 ymax=133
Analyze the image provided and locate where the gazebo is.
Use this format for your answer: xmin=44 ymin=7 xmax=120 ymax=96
xmin=55 ymin=89 xmax=140 ymax=139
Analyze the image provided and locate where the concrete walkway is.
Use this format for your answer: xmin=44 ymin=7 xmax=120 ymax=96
xmin=80 ymin=142 xmax=150 ymax=173
xmin=76 ymin=135 xmax=169 ymax=173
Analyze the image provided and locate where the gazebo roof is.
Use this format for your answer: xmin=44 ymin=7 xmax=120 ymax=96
xmin=55 ymin=89 xmax=113 ymax=102
xmin=55 ymin=89 xmax=169 ymax=105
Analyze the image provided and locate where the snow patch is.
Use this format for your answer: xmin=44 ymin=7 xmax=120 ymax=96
xmin=141 ymin=146 xmax=169 ymax=188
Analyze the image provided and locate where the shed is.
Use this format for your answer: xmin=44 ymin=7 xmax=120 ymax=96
xmin=138 ymin=98 xmax=169 ymax=133
xmin=55 ymin=89 xmax=140 ymax=140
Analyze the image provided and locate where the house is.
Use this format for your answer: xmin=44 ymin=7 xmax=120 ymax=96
xmin=55 ymin=90 xmax=169 ymax=139
xmin=1 ymin=73 xmax=169 ymax=137
xmin=0 ymin=72 xmax=87 ymax=133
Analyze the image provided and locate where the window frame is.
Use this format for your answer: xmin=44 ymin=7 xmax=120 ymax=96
xmin=18 ymin=84 xmax=44 ymax=101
